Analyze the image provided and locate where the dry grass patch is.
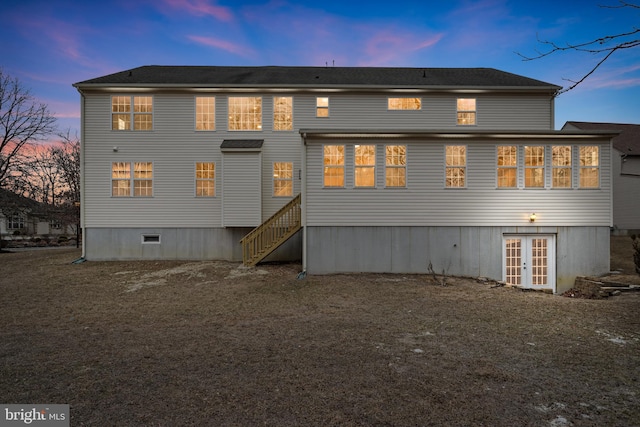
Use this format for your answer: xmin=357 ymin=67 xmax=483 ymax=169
xmin=0 ymin=247 xmax=639 ymax=426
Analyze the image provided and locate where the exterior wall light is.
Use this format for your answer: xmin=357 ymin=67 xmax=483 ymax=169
xmin=529 ymin=213 xmax=537 ymax=223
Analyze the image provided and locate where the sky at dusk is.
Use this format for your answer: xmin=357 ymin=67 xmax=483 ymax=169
xmin=1 ymin=0 xmax=638 ymax=136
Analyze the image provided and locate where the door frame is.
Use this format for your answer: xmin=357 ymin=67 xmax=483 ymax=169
xmin=502 ymin=234 xmax=556 ymax=293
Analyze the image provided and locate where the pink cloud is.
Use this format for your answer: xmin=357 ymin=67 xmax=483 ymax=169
xmin=187 ymin=35 xmax=255 ymax=57
xmin=161 ymin=0 xmax=233 ymax=22
xmin=18 ymin=15 xmax=85 ymax=62
xmin=361 ymin=32 xmax=444 ymax=66
xmin=585 ymin=64 xmax=640 ymax=90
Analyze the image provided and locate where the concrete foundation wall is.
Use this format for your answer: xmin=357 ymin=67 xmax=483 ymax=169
xmin=85 ymin=227 xmax=302 ymax=262
xmin=305 ymin=226 xmax=610 ymax=294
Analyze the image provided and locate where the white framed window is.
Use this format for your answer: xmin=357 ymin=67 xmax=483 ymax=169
xmin=385 ymin=145 xmax=406 ymax=187
xmin=111 ymin=96 xmax=153 ymax=130
xmin=552 ymin=146 xmax=572 ymax=188
xmin=316 ymin=97 xmax=329 ymax=117
xmin=388 ymin=97 xmax=421 ymax=110
xmin=228 ymin=97 xmax=262 ymax=131
xmin=273 ymin=162 xmax=293 ymax=197
xmin=323 ymin=145 xmax=344 ymax=187
xmin=354 ymin=145 xmax=376 ymax=187
xmin=579 ymin=146 xmax=599 ymax=188
xmin=497 ymin=145 xmax=517 ymax=188
xmin=273 ymin=97 xmax=293 ymax=131
xmin=7 ymin=215 xmax=25 ymax=230
xmin=195 ymin=162 xmax=215 ymax=197
xmin=195 ymin=97 xmax=215 ymax=131
xmin=456 ymin=98 xmax=476 ymax=125
xmin=111 ymin=162 xmax=153 ymax=197
xmin=445 ymin=145 xmax=466 ymax=188
xmin=524 ymin=146 xmax=545 ymax=188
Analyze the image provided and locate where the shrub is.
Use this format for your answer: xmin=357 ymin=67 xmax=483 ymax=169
xmin=632 ymin=235 xmax=640 ymax=275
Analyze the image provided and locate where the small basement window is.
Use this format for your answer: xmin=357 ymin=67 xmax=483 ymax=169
xmin=142 ymin=234 xmax=161 ymax=244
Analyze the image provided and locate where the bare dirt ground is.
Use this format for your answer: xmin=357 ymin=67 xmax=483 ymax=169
xmin=1 ymin=237 xmax=639 ymax=426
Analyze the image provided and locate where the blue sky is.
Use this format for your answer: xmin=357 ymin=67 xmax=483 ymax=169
xmin=1 ymin=0 xmax=638 ymax=134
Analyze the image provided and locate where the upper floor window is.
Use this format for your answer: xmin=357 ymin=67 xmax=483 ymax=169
xmin=354 ymin=145 xmax=376 ymax=187
xmin=273 ymin=97 xmax=293 ymax=131
xmin=445 ymin=145 xmax=466 ymax=188
xmin=388 ymin=97 xmax=421 ymax=110
xmin=457 ymin=98 xmax=476 ymax=125
xmin=195 ymin=162 xmax=215 ymax=197
xmin=195 ymin=97 xmax=215 ymax=131
xmin=385 ymin=145 xmax=406 ymax=187
xmin=111 ymin=162 xmax=153 ymax=197
xmin=323 ymin=145 xmax=344 ymax=187
xmin=497 ymin=145 xmax=517 ymax=188
xmin=316 ymin=97 xmax=329 ymax=117
xmin=273 ymin=162 xmax=293 ymax=196
xmin=228 ymin=97 xmax=262 ymax=131
xmin=524 ymin=146 xmax=545 ymax=188
xmin=112 ymin=96 xmax=153 ymax=131
xmin=552 ymin=146 xmax=572 ymax=188
xmin=579 ymin=146 xmax=599 ymax=188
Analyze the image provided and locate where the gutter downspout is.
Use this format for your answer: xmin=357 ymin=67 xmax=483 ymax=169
xmin=301 ymin=132 xmax=307 ymax=274
xmin=76 ymin=87 xmax=86 ymax=260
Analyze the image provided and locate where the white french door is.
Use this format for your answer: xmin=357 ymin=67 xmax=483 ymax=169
xmin=503 ymin=235 xmax=556 ymax=291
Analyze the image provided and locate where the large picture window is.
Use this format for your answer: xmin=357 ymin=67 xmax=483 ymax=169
xmin=354 ymin=145 xmax=376 ymax=187
xmin=323 ymin=145 xmax=344 ymax=187
xmin=385 ymin=145 xmax=406 ymax=187
xmin=273 ymin=97 xmax=293 ymax=131
xmin=524 ymin=146 xmax=545 ymax=188
xmin=195 ymin=162 xmax=215 ymax=197
xmin=552 ymin=146 xmax=572 ymax=188
xmin=497 ymin=146 xmax=517 ymax=188
xmin=580 ymin=146 xmax=599 ymax=188
xmin=195 ymin=97 xmax=215 ymax=131
xmin=112 ymin=96 xmax=153 ymax=131
xmin=228 ymin=97 xmax=262 ymax=131
xmin=112 ymin=162 xmax=153 ymax=197
xmin=273 ymin=162 xmax=293 ymax=196
xmin=445 ymin=145 xmax=466 ymax=188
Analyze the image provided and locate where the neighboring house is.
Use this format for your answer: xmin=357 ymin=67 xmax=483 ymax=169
xmin=562 ymin=121 xmax=640 ymax=235
xmin=0 ymin=188 xmax=74 ymax=236
xmin=73 ymin=66 xmax=616 ymax=294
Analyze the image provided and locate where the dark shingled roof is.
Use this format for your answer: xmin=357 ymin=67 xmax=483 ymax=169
xmin=220 ymin=139 xmax=264 ymax=150
xmin=564 ymin=122 xmax=640 ymax=155
xmin=74 ymin=66 xmax=559 ymax=91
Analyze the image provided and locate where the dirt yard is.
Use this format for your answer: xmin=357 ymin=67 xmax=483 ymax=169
xmin=1 ymin=237 xmax=639 ymax=426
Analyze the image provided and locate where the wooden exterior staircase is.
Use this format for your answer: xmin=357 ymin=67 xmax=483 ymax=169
xmin=240 ymin=193 xmax=301 ymax=266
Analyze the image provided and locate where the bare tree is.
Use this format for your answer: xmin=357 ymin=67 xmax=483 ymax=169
xmin=0 ymin=68 xmax=57 ymax=185
xmin=52 ymin=129 xmax=80 ymax=205
xmin=517 ymin=1 xmax=640 ymax=94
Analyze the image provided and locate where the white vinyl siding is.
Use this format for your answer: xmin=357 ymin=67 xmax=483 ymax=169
xmin=82 ymin=90 xmax=556 ymax=229
xmin=305 ymin=139 xmax=611 ymax=227
xmin=222 ymin=152 xmax=261 ymax=227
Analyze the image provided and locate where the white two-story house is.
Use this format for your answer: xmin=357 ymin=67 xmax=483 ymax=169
xmin=73 ymin=66 xmax=615 ymax=294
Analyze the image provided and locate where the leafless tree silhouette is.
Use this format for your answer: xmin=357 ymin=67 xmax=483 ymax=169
xmin=517 ymin=1 xmax=640 ymax=94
